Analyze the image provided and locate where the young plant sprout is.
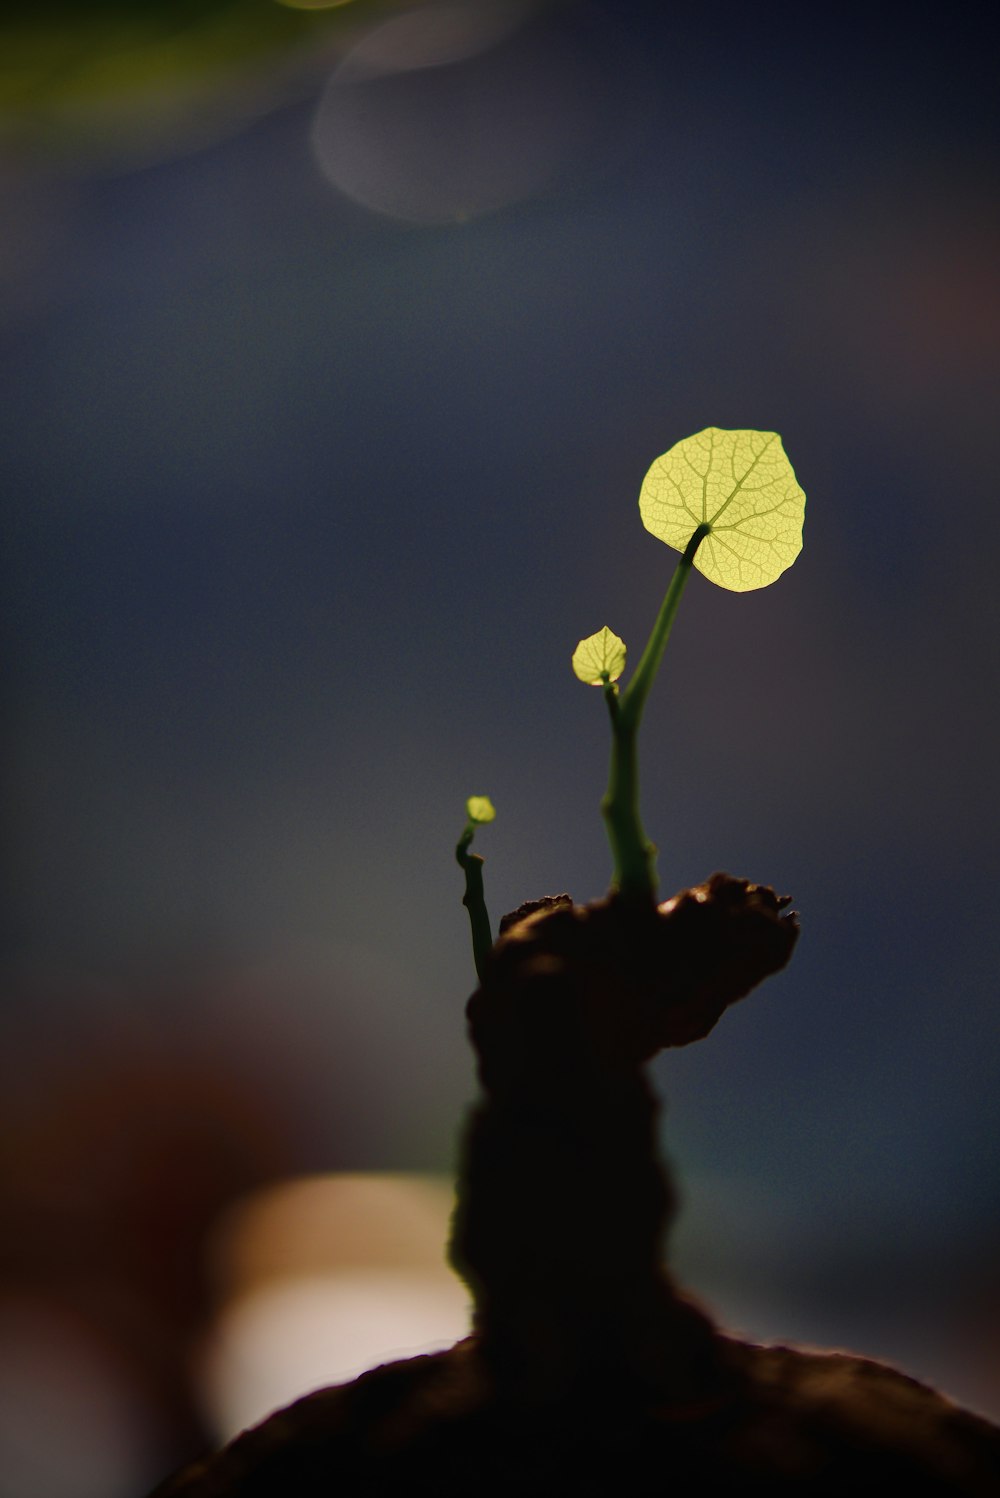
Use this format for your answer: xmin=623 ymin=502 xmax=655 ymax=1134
xmin=455 ymin=795 xmax=496 ymax=983
xmin=457 ymin=428 xmax=805 ymax=972
xmin=159 ymin=428 xmax=1000 ymax=1495
xmin=575 ymin=427 xmax=805 ymax=902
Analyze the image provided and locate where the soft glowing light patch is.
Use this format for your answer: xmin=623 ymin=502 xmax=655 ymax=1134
xmin=310 ymin=0 xmax=594 ymax=223
xmin=200 ymin=1270 xmax=470 ymax=1439
xmin=198 ymin=1173 xmax=470 ymax=1439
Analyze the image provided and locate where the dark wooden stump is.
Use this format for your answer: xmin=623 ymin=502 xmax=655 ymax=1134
xmin=151 ymin=878 xmax=1000 ymax=1495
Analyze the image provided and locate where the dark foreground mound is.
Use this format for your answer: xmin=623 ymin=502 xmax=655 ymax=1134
xmin=150 ymin=879 xmax=1000 ymax=1496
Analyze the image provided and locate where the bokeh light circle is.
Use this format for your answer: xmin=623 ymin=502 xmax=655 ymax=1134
xmin=310 ymin=0 xmax=597 ymax=223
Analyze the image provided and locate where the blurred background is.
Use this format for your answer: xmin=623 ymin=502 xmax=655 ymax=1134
xmin=1 ymin=1 xmax=998 ymax=1492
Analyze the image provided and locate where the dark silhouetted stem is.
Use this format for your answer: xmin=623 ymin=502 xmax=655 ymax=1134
xmin=456 ymin=824 xmax=493 ymax=983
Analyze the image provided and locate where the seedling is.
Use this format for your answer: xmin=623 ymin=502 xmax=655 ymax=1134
xmin=163 ymin=426 xmax=1000 ymax=1495
xmin=459 ymin=428 xmax=805 ymax=970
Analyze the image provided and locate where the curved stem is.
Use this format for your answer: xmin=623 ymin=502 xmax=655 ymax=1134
xmin=456 ymin=824 xmax=493 ymax=983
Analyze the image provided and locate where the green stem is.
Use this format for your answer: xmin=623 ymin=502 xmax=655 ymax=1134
xmin=601 ymin=683 xmax=654 ymax=900
xmin=456 ymin=823 xmax=493 ymax=984
xmin=602 ymin=524 xmax=710 ymax=901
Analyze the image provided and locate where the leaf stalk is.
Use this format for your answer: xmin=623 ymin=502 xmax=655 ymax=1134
xmin=456 ymin=821 xmax=493 ymax=983
xmin=601 ymin=523 xmax=709 ymax=900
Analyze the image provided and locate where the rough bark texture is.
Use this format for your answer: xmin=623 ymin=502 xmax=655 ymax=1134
xmin=151 ymin=877 xmax=1000 ymax=1496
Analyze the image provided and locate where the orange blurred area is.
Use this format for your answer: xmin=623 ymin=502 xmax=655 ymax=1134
xmin=0 ymin=1106 xmax=468 ymax=1489
xmin=0 ymin=961 xmax=449 ymax=1492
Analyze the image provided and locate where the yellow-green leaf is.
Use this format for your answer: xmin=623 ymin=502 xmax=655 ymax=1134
xmin=638 ymin=428 xmax=805 ymax=592
xmin=466 ymin=795 xmax=496 ymax=824
xmin=572 ymin=627 xmax=627 ymax=685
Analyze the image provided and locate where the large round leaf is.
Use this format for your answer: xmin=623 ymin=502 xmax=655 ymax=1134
xmin=638 ymin=428 xmax=805 ymax=592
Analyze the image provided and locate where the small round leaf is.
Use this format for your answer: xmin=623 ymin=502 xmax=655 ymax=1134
xmin=466 ymin=795 xmax=496 ymax=824
xmin=639 ymin=428 xmax=805 ymax=592
xmin=572 ymin=627 xmax=627 ymax=685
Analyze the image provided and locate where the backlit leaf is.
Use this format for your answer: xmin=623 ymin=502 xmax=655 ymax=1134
xmin=572 ymin=627 xmax=627 ymax=685
xmin=638 ymin=428 xmax=805 ymax=592
xmin=466 ymin=796 xmax=496 ymax=824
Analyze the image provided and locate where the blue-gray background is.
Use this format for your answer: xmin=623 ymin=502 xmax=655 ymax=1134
xmin=1 ymin=2 xmax=998 ymax=1490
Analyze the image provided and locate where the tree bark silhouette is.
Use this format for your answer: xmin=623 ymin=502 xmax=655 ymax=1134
xmin=151 ymin=877 xmax=1000 ymax=1496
